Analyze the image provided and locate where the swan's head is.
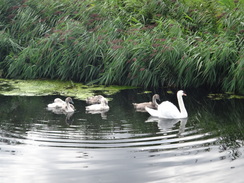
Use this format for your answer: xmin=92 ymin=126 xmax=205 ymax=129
xmin=177 ymin=90 xmax=187 ymax=97
xmin=66 ymin=97 xmax=74 ymax=104
xmin=153 ymin=94 xmax=160 ymax=100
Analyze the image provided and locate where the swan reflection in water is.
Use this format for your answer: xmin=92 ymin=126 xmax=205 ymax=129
xmin=46 ymin=107 xmax=74 ymax=125
xmin=145 ymin=117 xmax=188 ymax=136
xmin=86 ymin=109 xmax=109 ymax=119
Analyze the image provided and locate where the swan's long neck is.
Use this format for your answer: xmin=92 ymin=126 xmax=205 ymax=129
xmin=101 ymin=100 xmax=107 ymax=107
xmin=65 ymin=101 xmax=71 ymax=109
xmin=65 ymin=100 xmax=74 ymax=111
xmin=152 ymin=96 xmax=158 ymax=107
xmin=177 ymin=94 xmax=188 ymax=118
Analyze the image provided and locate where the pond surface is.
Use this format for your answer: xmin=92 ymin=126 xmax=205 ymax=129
xmin=0 ymin=89 xmax=244 ymax=183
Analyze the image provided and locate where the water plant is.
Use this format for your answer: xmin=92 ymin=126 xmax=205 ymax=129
xmin=0 ymin=78 xmax=136 ymax=100
xmin=0 ymin=0 xmax=243 ymax=94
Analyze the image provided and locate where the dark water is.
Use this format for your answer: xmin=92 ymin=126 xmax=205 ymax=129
xmin=0 ymin=89 xmax=244 ymax=183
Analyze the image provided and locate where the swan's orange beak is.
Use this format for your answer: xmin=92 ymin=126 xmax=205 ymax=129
xmin=183 ymin=93 xmax=187 ymax=96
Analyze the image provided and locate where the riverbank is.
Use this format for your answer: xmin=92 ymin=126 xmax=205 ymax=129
xmin=0 ymin=0 xmax=243 ymax=94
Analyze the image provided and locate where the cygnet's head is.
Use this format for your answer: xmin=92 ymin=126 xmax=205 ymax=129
xmin=66 ymin=97 xmax=74 ymax=104
xmin=153 ymin=94 xmax=160 ymax=100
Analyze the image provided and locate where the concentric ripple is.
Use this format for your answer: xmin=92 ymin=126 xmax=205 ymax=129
xmin=0 ymin=118 xmax=217 ymax=151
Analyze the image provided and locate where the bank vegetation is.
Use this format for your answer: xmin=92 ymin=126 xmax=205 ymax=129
xmin=0 ymin=0 xmax=243 ymax=93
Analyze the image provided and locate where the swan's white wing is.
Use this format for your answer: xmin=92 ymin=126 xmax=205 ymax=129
xmin=47 ymin=98 xmax=65 ymax=108
xmin=46 ymin=107 xmax=64 ymax=114
xmin=145 ymin=107 xmax=160 ymax=117
xmin=86 ymin=104 xmax=108 ymax=111
xmin=86 ymin=103 xmax=98 ymax=110
xmin=158 ymin=101 xmax=181 ymax=118
xmin=54 ymin=98 xmax=65 ymax=104
xmin=47 ymin=103 xmax=63 ymax=108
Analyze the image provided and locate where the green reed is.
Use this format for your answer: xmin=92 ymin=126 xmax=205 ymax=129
xmin=0 ymin=0 xmax=243 ymax=94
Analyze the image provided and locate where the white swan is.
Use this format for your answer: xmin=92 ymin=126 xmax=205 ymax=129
xmin=145 ymin=90 xmax=188 ymax=119
xmin=47 ymin=97 xmax=75 ymax=113
xmin=133 ymin=94 xmax=160 ymax=110
xmin=86 ymin=97 xmax=109 ymax=111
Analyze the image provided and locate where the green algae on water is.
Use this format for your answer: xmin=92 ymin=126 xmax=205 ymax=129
xmin=0 ymin=79 xmax=136 ymax=100
xmin=207 ymin=93 xmax=244 ymax=100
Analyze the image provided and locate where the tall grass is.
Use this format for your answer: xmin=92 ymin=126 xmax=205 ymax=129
xmin=0 ymin=0 xmax=243 ymax=94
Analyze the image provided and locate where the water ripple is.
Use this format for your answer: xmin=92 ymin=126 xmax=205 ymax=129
xmin=0 ymin=124 xmax=217 ymax=151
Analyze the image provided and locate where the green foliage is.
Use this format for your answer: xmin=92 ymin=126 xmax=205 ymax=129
xmin=0 ymin=0 xmax=243 ymax=94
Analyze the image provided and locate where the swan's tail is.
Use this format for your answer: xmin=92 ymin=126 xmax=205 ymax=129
xmin=145 ymin=107 xmax=159 ymax=117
